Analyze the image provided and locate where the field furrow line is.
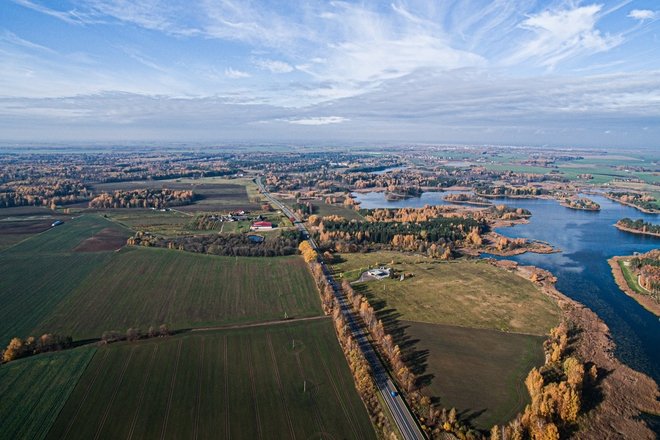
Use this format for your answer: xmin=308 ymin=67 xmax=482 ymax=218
xmin=246 ymin=346 xmax=263 ymax=440
xmin=192 ymin=338 xmax=205 ymax=440
xmin=222 ymin=335 xmax=230 ymax=440
xmin=294 ymin=352 xmax=325 ymax=435
xmin=318 ymin=347 xmax=360 ymax=440
xmin=266 ymin=334 xmax=296 ymax=440
xmin=62 ymin=349 xmax=111 ymax=438
xmin=126 ymin=344 xmax=159 ymax=440
xmin=93 ymin=347 xmax=135 ymax=440
xmin=160 ymin=339 xmax=183 ymax=440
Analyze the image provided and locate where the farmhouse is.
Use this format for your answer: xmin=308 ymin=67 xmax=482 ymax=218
xmin=250 ymin=221 xmax=274 ymax=231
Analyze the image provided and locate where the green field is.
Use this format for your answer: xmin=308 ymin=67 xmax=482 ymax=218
xmin=47 ymin=320 xmax=375 ymax=440
xmin=38 ymin=247 xmax=322 ymax=339
xmin=0 ymin=347 xmax=96 ymax=440
xmin=0 ymin=215 xmax=320 ymax=345
xmin=405 ymin=321 xmax=544 ymax=429
xmin=333 ymin=251 xmax=557 ymax=430
xmin=335 ymin=253 xmax=560 ymax=335
xmin=618 ymin=260 xmax=647 ymax=295
xmin=0 ymin=216 xmax=130 ymax=345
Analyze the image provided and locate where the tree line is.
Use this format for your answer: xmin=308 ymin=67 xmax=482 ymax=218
xmin=129 ymin=230 xmax=301 ymax=257
xmin=616 ymin=218 xmax=660 ymax=235
xmin=89 ymin=188 xmax=194 ymax=209
xmin=2 ymin=334 xmax=73 ymax=363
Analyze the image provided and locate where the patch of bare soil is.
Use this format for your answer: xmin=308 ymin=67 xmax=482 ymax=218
xmin=492 ymin=260 xmax=660 ymax=439
xmin=73 ymin=227 xmax=128 ymax=252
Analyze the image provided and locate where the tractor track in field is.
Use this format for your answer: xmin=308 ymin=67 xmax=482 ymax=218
xmin=267 ymin=334 xmax=297 ymax=439
xmin=294 ymin=352 xmax=326 ymax=435
xmin=61 ymin=349 xmax=111 ymax=438
xmin=318 ymin=346 xmax=360 ymax=440
xmin=126 ymin=345 xmax=159 ymax=440
xmin=191 ymin=314 xmax=329 ymax=333
xmin=223 ymin=335 xmax=231 ymax=440
xmin=192 ymin=338 xmax=205 ymax=440
xmin=160 ymin=339 xmax=183 ymax=440
xmin=93 ymin=347 xmax=135 ymax=440
xmin=246 ymin=347 xmax=264 ymax=440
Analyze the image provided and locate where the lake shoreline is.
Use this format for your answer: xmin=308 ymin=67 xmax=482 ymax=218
xmin=613 ymin=223 xmax=660 ymax=238
xmin=492 ymin=260 xmax=660 ymax=439
xmin=608 ymin=256 xmax=660 ymax=317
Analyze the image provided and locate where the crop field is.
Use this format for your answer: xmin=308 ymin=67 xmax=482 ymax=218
xmin=37 ymin=247 xmax=322 ymax=339
xmin=47 ymin=320 xmax=375 ymax=440
xmin=0 ymin=347 xmax=96 ymax=440
xmin=404 ymin=321 xmax=544 ymax=429
xmin=0 ymin=216 xmax=131 ymax=345
xmin=335 ymin=253 xmax=560 ymax=335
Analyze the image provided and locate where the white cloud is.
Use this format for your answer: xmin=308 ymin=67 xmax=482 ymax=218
xmin=505 ymin=4 xmax=623 ymax=68
xmin=254 ymin=59 xmax=294 ymax=73
xmin=224 ymin=67 xmax=250 ymax=79
xmin=287 ymin=116 xmax=348 ymax=125
xmin=628 ymin=9 xmax=657 ymax=21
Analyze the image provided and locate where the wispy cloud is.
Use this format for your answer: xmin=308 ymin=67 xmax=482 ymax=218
xmin=628 ymin=9 xmax=658 ymax=21
xmin=2 ymin=0 xmax=659 ymax=147
xmin=287 ymin=116 xmax=348 ymax=125
xmin=254 ymin=59 xmax=294 ymax=74
xmin=224 ymin=67 xmax=250 ymax=79
xmin=504 ymin=4 xmax=623 ymax=68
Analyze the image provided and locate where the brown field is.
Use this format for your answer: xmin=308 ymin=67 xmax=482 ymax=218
xmin=0 ymin=206 xmax=72 ymax=250
xmin=403 ymin=321 xmax=545 ymax=429
xmin=73 ymin=226 xmax=131 ymax=252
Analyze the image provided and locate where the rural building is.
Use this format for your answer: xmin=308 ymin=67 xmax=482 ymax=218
xmin=366 ymin=267 xmax=390 ymax=280
xmin=250 ymin=221 xmax=274 ymax=231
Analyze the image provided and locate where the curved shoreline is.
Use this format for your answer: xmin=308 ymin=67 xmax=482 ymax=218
xmin=490 ymin=259 xmax=660 ymax=439
xmin=608 ymin=256 xmax=660 ymax=317
xmin=614 ymin=223 xmax=660 ymax=238
xmin=604 ymin=195 xmax=660 ymax=214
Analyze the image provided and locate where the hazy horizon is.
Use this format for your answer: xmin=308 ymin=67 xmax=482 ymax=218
xmin=2 ymin=1 xmax=660 ymax=149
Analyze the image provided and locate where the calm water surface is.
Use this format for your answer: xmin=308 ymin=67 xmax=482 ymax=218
xmin=353 ymin=192 xmax=660 ymax=383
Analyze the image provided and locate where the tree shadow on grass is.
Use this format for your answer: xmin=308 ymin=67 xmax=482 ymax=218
xmin=355 ymin=282 xmax=433 ymax=390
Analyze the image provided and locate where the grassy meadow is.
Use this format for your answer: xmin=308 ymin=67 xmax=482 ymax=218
xmin=335 ymin=253 xmax=560 ymax=335
xmin=332 ymin=251 xmax=559 ymax=429
xmin=405 ymin=321 xmax=544 ymax=429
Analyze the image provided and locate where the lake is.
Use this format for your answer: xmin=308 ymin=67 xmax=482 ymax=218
xmin=353 ymin=190 xmax=464 ymax=208
xmin=352 ymin=191 xmax=660 ymax=384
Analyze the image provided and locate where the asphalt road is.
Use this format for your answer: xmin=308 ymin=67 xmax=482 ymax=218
xmin=256 ymin=178 xmax=425 ymax=440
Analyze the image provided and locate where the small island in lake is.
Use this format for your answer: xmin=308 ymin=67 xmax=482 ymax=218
xmin=609 ymin=249 xmax=660 ymax=316
xmin=614 ymin=218 xmax=660 ymax=238
xmin=443 ymin=192 xmax=492 ymax=205
xmin=560 ymin=196 xmax=600 ymax=211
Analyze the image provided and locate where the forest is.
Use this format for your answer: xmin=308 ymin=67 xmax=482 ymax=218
xmin=89 ymin=188 xmax=195 ymax=209
xmin=127 ymin=230 xmax=302 ymax=257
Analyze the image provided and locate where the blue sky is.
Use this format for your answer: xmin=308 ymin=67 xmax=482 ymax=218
xmin=1 ymin=0 xmax=659 ymax=148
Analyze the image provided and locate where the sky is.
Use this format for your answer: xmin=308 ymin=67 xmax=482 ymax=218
xmin=1 ymin=0 xmax=659 ymax=148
